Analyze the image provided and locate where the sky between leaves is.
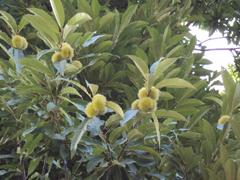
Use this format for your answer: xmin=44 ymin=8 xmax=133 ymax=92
xmin=191 ymin=26 xmax=238 ymax=91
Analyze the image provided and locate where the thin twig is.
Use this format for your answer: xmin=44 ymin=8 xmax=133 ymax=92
xmin=197 ymin=36 xmax=231 ymax=46
xmin=194 ymin=47 xmax=240 ymax=51
xmin=117 ymin=140 xmax=128 ymax=161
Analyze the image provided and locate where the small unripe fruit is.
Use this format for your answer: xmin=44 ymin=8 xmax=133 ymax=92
xmin=22 ymin=38 xmax=28 ymax=50
xmin=60 ymin=43 xmax=74 ymax=59
xmin=138 ymin=97 xmax=156 ymax=112
xmin=85 ymin=102 xmax=98 ymax=118
xmin=218 ymin=115 xmax=231 ymax=125
xmin=138 ymin=87 xmax=148 ymax=99
xmin=131 ymin=99 xmax=139 ymax=109
xmin=11 ymin=35 xmax=28 ymax=50
xmin=149 ymin=87 xmax=160 ymax=100
xmin=72 ymin=61 xmax=82 ymax=69
xmin=92 ymin=94 xmax=107 ymax=112
xmin=51 ymin=52 xmax=63 ymax=63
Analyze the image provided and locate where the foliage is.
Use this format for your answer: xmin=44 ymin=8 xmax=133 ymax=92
xmin=0 ymin=0 xmax=240 ymax=179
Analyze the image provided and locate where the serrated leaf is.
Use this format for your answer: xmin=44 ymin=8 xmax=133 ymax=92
xmin=23 ymin=14 xmax=59 ymax=44
xmin=59 ymin=78 xmax=91 ymax=98
xmin=152 ymin=113 xmax=161 ymax=150
xmin=155 ymin=78 xmax=195 ymax=89
xmin=159 ymin=91 xmax=174 ymax=100
xmin=127 ymin=55 xmax=149 ymax=79
xmin=155 ymin=109 xmax=186 ymax=121
xmin=0 ymin=31 xmax=11 ymax=45
xmin=28 ymin=158 xmax=41 ymax=176
xmin=224 ymin=159 xmax=236 ymax=180
xmin=50 ymin=0 xmax=65 ymax=27
xmin=21 ymin=57 xmax=53 ymax=76
xmin=0 ymin=10 xmax=18 ymax=33
xmin=99 ymin=12 xmax=115 ymax=29
xmin=106 ymin=101 xmax=124 ymax=118
xmin=128 ymin=145 xmax=161 ymax=159
xmin=152 ymin=57 xmax=179 ymax=78
xmin=109 ymin=127 xmax=124 ymax=143
xmin=28 ymin=8 xmax=59 ymax=34
xmin=71 ymin=120 xmax=89 ymax=158
xmin=85 ymin=81 xmax=98 ymax=96
xmin=91 ymin=0 xmax=100 ymax=17
xmin=128 ymin=129 xmax=143 ymax=141
xmin=60 ymin=87 xmax=82 ymax=98
xmin=203 ymin=96 xmax=223 ymax=107
xmin=231 ymin=119 xmax=240 ymax=140
xmin=177 ymin=98 xmax=204 ymax=107
xmin=119 ymin=5 xmax=138 ymax=35
xmin=68 ymin=12 xmax=92 ymax=26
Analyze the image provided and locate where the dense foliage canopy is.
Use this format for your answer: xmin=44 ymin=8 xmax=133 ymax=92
xmin=0 ymin=0 xmax=240 ymax=179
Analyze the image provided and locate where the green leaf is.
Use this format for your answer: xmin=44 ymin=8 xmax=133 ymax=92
xmin=232 ymin=84 xmax=240 ymax=110
xmin=99 ymin=12 xmax=115 ymax=30
xmin=155 ymin=78 xmax=195 ymax=89
xmin=109 ymin=127 xmax=124 ymax=143
xmin=106 ymin=101 xmax=124 ymax=118
xmin=91 ymin=0 xmax=100 ymax=17
xmin=237 ymin=166 xmax=240 ymax=180
xmin=230 ymin=118 xmax=240 ymax=141
xmin=128 ymin=145 xmax=161 ymax=159
xmin=0 ymin=10 xmax=18 ymax=33
xmin=222 ymin=68 xmax=235 ymax=94
xmin=21 ymin=58 xmax=53 ymax=77
xmin=71 ymin=120 xmax=89 ymax=158
xmin=179 ymin=131 xmax=202 ymax=140
xmin=152 ymin=58 xmax=179 ymax=79
xmin=128 ymin=129 xmax=143 ymax=141
xmin=59 ymin=96 xmax=84 ymax=112
xmin=166 ymin=45 xmax=182 ymax=57
xmin=23 ymin=134 xmax=43 ymax=155
xmin=0 ymin=42 xmax=11 ymax=56
xmin=28 ymin=8 xmax=59 ymax=34
xmin=18 ymin=16 xmax=29 ymax=31
xmin=159 ymin=91 xmax=174 ymax=100
xmin=106 ymin=114 xmax=121 ymax=128
xmin=180 ymin=80 xmax=207 ymax=100
xmin=222 ymin=69 xmax=236 ymax=114
xmin=152 ymin=113 xmax=161 ymax=150
xmin=177 ymin=98 xmax=204 ymax=107
xmin=23 ymin=14 xmax=59 ymax=44
xmin=203 ymin=96 xmax=223 ymax=107
xmin=202 ymin=120 xmax=216 ymax=147
xmin=28 ymin=158 xmax=41 ymax=176
xmin=77 ymin=0 xmax=92 ymax=15
xmin=127 ymin=55 xmax=149 ymax=79
xmin=60 ymin=87 xmax=82 ymax=98
xmin=220 ymin=145 xmax=228 ymax=164
xmin=119 ymin=5 xmax=138 ymax=35
xmin=155 ymin=109 xmax=186 ymax=121
xmin=0 ymin=31 xmax=11 ymax=45
xmin=59 ymin=78 xmax=91 ymax=98
xmin=86 ymin=82 xmax=98 ymax=96
xmin=224 ymin=159 xmax=236 ymax=180
xmin=67 ymin=12 xmax=92 ymax=26
xmin=161 ymin=25 xmax=170 ymax=53
xmin=50 ymin=0 xmax=65 ymax=27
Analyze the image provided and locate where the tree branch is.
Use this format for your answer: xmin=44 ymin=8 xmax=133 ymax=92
xmin=197 ymin=36 xmax=231 ymax=46
xmin=194 ymin=47 xmax=240 ymax=51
